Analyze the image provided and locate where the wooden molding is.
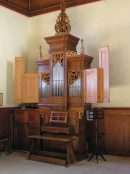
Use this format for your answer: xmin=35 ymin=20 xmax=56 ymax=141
xmin=0 ymin=0 xmax=101 ymax=17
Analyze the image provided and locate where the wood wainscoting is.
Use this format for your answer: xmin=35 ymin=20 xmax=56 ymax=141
xmin=0 ymin=108 xmax=14 ymax=148
xmin=86 ymin=108 xmax=130 ymax=156
xmin=0 ymin=107 xmax=40 ymax=151
xmin=0 ymin=107 xmax=130 ymax=156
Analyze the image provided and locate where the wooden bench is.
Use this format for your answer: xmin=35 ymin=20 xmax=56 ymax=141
xmin=27 ymin=134 xmax=76 ymax=166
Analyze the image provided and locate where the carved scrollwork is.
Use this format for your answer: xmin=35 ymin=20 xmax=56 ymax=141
xmin=41 ymin=72 xmax=50 ymax=85
xmin=67 ymin=50 xmax=77 ymax=56
xmin=68 ymin=70 xmax=80 ymax=85
xmin=39 ymin=107 xmax=50 ymax=124
xmin=55 ymin=0 xmax=71 ymax=33
xmin=79 ymin=111 xmax=84 ymax=119
xmin=55 ymin=13 xmax=71 ymax=33
xmin=72 ymin=114 xmax=76 ymax=125
xmin=52 ymin=52 xmax=64 ymax=67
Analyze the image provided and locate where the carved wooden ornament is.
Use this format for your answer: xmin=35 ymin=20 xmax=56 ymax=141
xmin=55 ymin=0 xmax=71 ymax=33
xmin=68 ymin=70 xmax=80 ymax=85
xmin=41 ymin=73 xmax=50 ymax=85
xmin=52 ymin=52 xmax=64 ymax=67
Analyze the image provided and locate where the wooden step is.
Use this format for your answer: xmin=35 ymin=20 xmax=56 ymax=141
xmin=29 ymin=154 xmax=66 ymax=166
xmin=36 ymin=150 xmax=67 ymax=158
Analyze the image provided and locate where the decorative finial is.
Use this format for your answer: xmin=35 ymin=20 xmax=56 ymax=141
xmin=55 ymin=0 xmax=71 ymax=33
xmin=80 ymin=39 xmax=84 ymax=55
xmin=39 ymin=45 xmax=42 ymax=59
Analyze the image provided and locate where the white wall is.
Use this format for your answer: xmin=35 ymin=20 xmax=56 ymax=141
xmin=0 ymin=6 xmax=29 ymax=106
xmin=1 ymin=0 xmax=130 ymax=107
xmin=28 ymin=0 xmax=130 ymax=107
xmin=27 ymin=12 xmax=57 ymax=72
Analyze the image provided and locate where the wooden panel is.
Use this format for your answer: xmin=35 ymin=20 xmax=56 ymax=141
xmin=68 ymin=97 xmax=82 ymax=107
xmin=14 ymin=109 xmax=40 ymax=150
xmin=30 ymin=0 xmax=58 ymax=11
xmin=14 ymin=123 xmax=27 ymax=150
xmin=0 ymin=0 xmax=101 ymax=16
xmin=104 ymin=115 xmax=124 ymax=153
xmin=23 ymin=73 xmax=39 ymax=103
xmin=7 ymin=0 xmax=28 ymax=9
xmin=26 ymin=124 xmax=40 ymax=149
xmin=49 ymin=96 xmax=65 ymax=105
xmin=29 ymin=155 xmax=66 ymax=166
xmin=27 ymin=110 xmax=39 ymax=124
xmin=84 ymin=68 xmax=104 ymax=103
xmin=14 ymin=57 xmax=25 ymax=103
xmin=0 ymin=108 xmax=13 ymax=146
xmin=36 ymin=59 xmax=49 ymax=73
xmin=0 ymin=0 xmax=30 ymax=16
xmin=15 ymin=110 xmax=27 ymax=123
xmin=27 ymin=124 xmax=40 ymax=137
xmin=103 ymin=109 xmax=130 ymax=156
xmin=99 ymin=45 xmax=109 ymax=102
xmin=45 ymin=33 xmax=79 ymax=53
xmin=93 ymin=108 xmax=130 ymax=156
xmin=69 ymin=107 xmax=86 ymax=157
xmin=124 ymin=116 xmax=130 ymax=154
xmin=67 ymin=55 xmax=93 ymax=69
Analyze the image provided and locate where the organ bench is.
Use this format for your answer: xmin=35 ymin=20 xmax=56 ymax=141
xmin=27 ymin=134 xmax=76 ymax=166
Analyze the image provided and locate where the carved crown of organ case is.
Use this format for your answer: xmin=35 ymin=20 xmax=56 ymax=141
xmin=36 ymin=0 xmax=95 ymax=108
xmin=36 ymin=0 xmax=110 ymax=108
xmin=36 ymin=0 xmax=110 ymax=112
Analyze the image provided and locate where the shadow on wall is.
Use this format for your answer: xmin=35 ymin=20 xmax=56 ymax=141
xmin=109 ymin=48 xmax=129 ymax=87
xmin=6 ymin=61 xmax=14 ymax=106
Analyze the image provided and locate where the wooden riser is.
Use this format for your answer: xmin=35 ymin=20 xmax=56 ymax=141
xmin=29 ymin=154 xmax=66 ymax=166
xmin=34 ymin=150 xmax=67 ymax=158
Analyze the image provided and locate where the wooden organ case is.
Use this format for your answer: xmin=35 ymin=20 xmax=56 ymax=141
xmin=33 ymin=1 xmax=94 ymax=164
xmin=35 ymin=35 xmax=93 ymax=164
xmin=36 ymin=34 xmax=93 ymax=150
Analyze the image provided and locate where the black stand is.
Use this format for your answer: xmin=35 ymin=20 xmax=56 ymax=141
xmin=87 ymin=109 xmax=106 ymax=163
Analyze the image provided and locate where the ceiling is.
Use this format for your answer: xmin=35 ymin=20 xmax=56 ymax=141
xmin=0 ymin=0 xmax=100 ymax=17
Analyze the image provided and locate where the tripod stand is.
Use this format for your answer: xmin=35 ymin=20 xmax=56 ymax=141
xmin=87 ymin=109 xmax=106 ymax=163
